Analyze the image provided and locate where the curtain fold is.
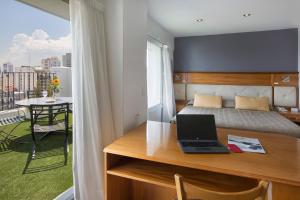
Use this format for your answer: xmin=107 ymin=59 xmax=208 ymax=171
xmin=146 ymin=41 xmax=162 ymax=110
xmin=70 ymin=0 xmax=116 ymax=199
xmin=162 ymin=46 xmax=176 ymax=122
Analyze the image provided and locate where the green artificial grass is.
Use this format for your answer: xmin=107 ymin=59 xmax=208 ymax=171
xmin=0 ymin=116 xmax=73 ymax=200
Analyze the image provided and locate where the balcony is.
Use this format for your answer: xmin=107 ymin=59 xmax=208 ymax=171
xmin=0 ymin=71 xmax=73 ymax=200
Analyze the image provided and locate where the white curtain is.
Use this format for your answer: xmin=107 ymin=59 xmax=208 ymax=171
xmin=147 ymin=41 xmax=162 ymax=109
xmin=162 ymin=46 xmax=176 ymax=122
xmin=70 ymin=0 xmax=116 ymax=199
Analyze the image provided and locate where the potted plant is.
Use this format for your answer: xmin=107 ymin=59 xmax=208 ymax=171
xmin=49 ymin=76 xmax=61 ymax=100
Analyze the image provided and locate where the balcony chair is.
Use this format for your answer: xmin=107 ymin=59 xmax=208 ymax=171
xmin=174 ymin=174 xmax=269 ymax=200
xmin=0 ymin=108 xmax=27 ymax=144
xmin=29 ymin=103 xmax=69 ymax=159
xmin=27 ymin=90 xmax=41 ymax=99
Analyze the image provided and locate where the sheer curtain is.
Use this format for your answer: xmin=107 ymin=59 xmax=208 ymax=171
xmin=147 ymin=41 xmax=162 ymax=110
xmin=162 ymin=45 xmax=176 ymax=122
xmin=70 ymin=0 xmax=116 ymax=199
xmin=146 ymin=41 xmax=175 ymax=122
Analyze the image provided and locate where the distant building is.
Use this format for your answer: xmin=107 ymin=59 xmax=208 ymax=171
xmin=3 ymin=63 xmax=14 ymax=73
xmin=14 ymin=66 xmax=37 ymax=93
xmin=15 ymin=66 xmax=35 ymax=73
xmin=14 ymin=66 xmax=51 ymax=92
xmin=41 ymin=57 xmax=61 ymax=67
xmin=37 ymin=73 xmax=50 ymax=91
xmin=62 ymin=53 xmax=72 ymax=67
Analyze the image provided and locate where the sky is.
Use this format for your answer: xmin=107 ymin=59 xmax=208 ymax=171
xmin=0 ymin=0 xmax=71 ymax=68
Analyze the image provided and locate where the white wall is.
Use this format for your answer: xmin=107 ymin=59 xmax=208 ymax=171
xmin=147 ymin=16 xmax=174 ymax=71
xmin=123 ymin=0 xmax=148 ymax=132
xmin=147 ymin=16 xmax=174 ymax=58
xmin=104 ymin=0 xmax=124 ymax=137
xmin=105 ymin=0 xmax=148 ymax=133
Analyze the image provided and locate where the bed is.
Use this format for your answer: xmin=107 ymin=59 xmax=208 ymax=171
xmin=173 ymin=79 xmax=300 ymax=138
xmin=174 ymin=106 xmax=300 ymax=138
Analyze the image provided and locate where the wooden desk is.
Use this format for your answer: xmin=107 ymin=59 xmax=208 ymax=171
xmin=104 ymin=121 xmax=300 ymax=200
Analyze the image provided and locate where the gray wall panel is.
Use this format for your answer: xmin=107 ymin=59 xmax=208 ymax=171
xmin=174 ymin=29 xmax=298 ymax=72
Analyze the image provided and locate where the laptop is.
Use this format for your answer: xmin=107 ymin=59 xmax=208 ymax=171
xmin=176 ymin=114 xmax=229 ymax=153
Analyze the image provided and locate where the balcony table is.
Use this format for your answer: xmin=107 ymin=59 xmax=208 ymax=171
xmin=15 ymin=97 xmax=72 ymax=125
xmin=15 ymin=97 xmax=72 ymax=107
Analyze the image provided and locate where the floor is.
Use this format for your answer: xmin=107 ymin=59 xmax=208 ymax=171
xmin=54 ymin=187 xmax=74 ymax=200
xmin=0 ymin=117 xmax=73 ymax=200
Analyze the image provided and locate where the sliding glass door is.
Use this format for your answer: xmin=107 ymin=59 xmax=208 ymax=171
xmin=147 ymin=40 xmax=163 ymax=121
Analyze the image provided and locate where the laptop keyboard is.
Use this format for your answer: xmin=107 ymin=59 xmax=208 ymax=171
xmin=181 ymin=141 xmax=220 ymax=147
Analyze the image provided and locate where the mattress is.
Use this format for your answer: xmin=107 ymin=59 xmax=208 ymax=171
xmin=174 ymin=106 xmax=300 ymax=138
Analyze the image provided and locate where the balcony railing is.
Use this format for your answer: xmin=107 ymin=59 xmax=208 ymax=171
xmin=0 ymin=72 xmax=56 ymax=111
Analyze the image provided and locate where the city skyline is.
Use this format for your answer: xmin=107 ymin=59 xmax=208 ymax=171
xmin=1 ymin=52 xmax=72 ymax=73
xmin=0 ymin=0 xmax=71 ymax=69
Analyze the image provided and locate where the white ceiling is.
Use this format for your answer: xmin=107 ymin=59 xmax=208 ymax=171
xmin=147 ymin=0 xmax=300 ymax=37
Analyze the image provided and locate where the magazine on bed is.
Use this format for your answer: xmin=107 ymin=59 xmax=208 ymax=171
xmin=228 ymin=135 xmax=266 ymax=154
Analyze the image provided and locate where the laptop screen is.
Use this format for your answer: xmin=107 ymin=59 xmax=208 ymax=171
xmin=176 ymin=114 xmax=218 ymax=141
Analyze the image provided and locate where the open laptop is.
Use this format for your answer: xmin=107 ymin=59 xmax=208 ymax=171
xmin=176 ymin=114 xmax=229 ymax=153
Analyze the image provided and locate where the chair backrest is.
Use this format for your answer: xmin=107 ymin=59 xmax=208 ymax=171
xmin=174 ymin=174 xmax=269 ymax=200
xmin=29 ymin=103 xmax=69 ymax=125
xmin=0 ymin=109 xmax=26 ymax=126
xmin=27 ymin=90 xmax=41 ymax=99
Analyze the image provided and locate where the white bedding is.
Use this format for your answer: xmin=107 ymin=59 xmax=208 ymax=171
xmin=175 ymin=106 xmax=300 ymax=138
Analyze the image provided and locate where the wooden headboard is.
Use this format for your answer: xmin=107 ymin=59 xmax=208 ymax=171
xmin=174 ymin=72 xmax=299 ymax=86
xmin=173 ymin=72 xmax=299 ymax=107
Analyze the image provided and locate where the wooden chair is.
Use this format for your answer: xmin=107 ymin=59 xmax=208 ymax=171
xmin=174 ymin=174 xmax=269 ymax=200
